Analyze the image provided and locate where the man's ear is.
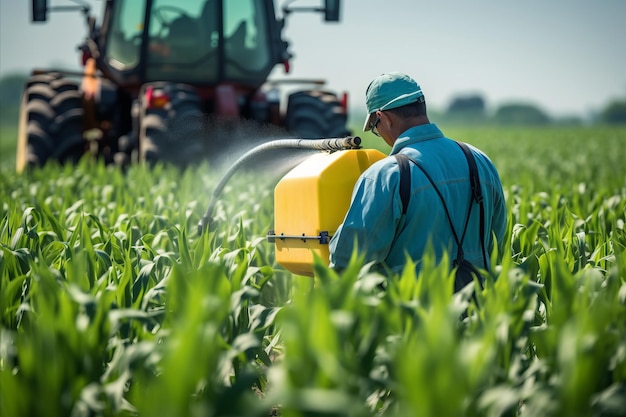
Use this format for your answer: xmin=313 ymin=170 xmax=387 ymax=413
xmin=379 ymin=109 xmax=392 ymax=129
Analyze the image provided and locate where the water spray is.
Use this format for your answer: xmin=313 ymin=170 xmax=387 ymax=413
xmin=198 ymin=136 xmax=362 ymax=234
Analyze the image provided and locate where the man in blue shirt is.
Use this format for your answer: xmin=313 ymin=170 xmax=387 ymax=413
xmin=329 ymin=72 xmax=507 ymax=278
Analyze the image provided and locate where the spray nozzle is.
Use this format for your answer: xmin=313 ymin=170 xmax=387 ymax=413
xmin=316 ymin=136 xmax=361 ymax=151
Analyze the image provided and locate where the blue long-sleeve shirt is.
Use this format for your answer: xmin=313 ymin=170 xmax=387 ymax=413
xmin=329 ymin=123 xmax=507 ymax=275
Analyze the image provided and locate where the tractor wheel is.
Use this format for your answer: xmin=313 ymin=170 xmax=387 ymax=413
xmin=139 ymin=83 xmax=205 ymax=166
xmin=49 ymin=90 xmax=84 ymax=161
xmin=285 ymin=90 xmax=350 ymax=139
xmin=16 ymin=75 xmax=84 ymax=172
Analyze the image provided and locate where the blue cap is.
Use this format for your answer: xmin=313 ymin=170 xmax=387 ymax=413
xmin=363 ymin=72 xmax=424 ymax=131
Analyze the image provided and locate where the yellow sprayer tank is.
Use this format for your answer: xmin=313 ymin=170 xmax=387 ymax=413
xmin=270 ymin=148 xmax=386 ymax=276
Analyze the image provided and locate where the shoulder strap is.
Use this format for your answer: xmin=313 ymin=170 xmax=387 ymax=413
xmin=395 ymin=153 xmax=412 ymax=216
xmin=456 ymin=142 xmax=488 ymax=269
xmin=456 ymin=142 xmax=483 ymax=206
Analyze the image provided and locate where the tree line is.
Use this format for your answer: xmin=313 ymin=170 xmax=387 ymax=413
xmin=1 ymin=72 xmax=626 ymax=126
xmin=433 ymin=93 xmax=626 ymax=126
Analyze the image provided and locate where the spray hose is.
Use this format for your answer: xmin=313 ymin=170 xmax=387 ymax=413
xmin=198 ymin=136 xmax=361 ymax=234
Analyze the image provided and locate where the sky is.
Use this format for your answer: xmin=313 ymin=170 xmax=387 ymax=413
xmin=1 ymin=0 xmax=625 ymax=120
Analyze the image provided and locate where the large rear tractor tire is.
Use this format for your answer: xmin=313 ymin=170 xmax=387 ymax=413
xmin=139 ymin=83 xmax=206 ymax=167
xmin=284 ymin=90 xmax=350 ymax=139
xmin=16 ymin=74 xmax=85 ymax=172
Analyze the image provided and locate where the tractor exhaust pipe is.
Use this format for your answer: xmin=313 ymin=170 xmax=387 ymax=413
xmin=198 ymin=136 xmax=361 ymax=234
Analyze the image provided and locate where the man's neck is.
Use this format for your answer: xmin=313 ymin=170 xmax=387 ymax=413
xmin=395 ymin=116 xmax=430 ymax=137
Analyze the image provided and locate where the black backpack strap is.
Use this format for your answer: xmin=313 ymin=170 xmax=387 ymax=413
xmin=395 ymin=153 xmax=412 ymax=216
xmin=456 ymin=142 xmax=488 ymax=269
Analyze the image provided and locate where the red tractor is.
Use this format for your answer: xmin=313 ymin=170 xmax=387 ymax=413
xmin=17 ymin=0 xmax=349 ymax=172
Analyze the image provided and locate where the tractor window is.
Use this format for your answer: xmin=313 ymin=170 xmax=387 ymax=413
xmin=106 ymin=0 xmax=146 ymax=69
xmin=146 ymin=0 xmax=219 ymax=82
xmin=223 ymin=0 xmax=272 ymax=80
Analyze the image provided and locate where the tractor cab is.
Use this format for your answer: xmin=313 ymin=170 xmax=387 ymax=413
xmin=32 ymin=0 xmax=341 ymax=90
xmin=102 ymin=0 xmax=278 ymax=88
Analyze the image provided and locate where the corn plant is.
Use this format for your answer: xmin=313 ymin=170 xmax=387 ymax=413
xmin=1 ymin=126 xmax=625 ymax=417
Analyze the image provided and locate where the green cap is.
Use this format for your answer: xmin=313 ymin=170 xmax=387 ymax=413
xmin=363 ymin=72 xmax=424 ymax=131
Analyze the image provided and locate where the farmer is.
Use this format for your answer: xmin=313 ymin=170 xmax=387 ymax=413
xmin=329 ymin=72 xmax=507 ymax=282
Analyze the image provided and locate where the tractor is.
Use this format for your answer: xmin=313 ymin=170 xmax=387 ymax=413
xmin=17 ymin=0 xmax=349 ymax=172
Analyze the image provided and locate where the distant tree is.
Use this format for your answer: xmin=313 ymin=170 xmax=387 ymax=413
xmin=447 ymin=94 xmax=486 ymax=115
xmin=444 ymin=94 xmax=487 ymax=124
xmin=493 ymin=103 xmax=551 ymax=125
xmin=0 ymin=73 xmax=29 ymax=106
xmin=0 ymin=73 xmax=29 ymax=125
xmin=599 ymin=99 xmax=626 ymax=124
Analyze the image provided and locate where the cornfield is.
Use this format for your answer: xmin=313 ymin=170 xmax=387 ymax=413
xmin=1 ymin=126 xmax=625 ymax=417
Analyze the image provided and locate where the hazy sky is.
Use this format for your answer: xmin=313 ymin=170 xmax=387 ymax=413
xmin=1 ymin=0 xmax=625 ymax=118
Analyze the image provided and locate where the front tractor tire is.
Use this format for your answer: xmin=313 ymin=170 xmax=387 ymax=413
xmin=285 ymin=90 xmax=350 ymax=139
xmin=16 ymin=74 xmax=85 ymax=173
xmin=139 ymin=83 xmax=206 ymax=167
